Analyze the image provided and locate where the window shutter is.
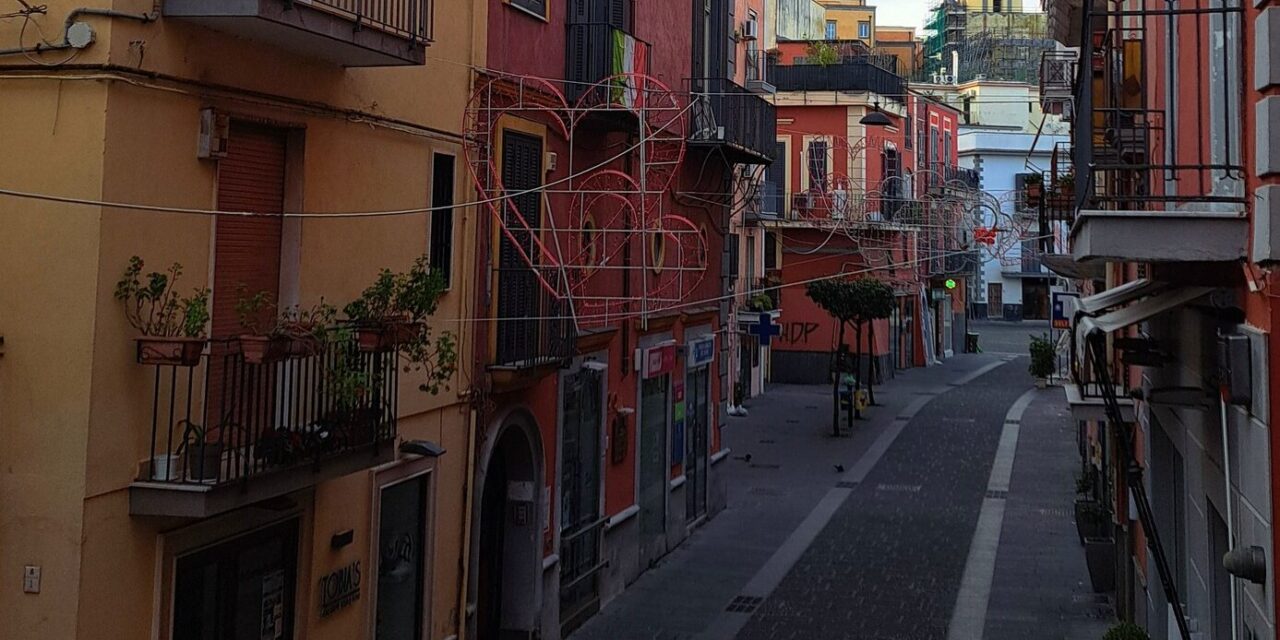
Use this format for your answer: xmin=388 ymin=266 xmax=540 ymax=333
xmin=430 ymin=154 xmax=455 ymax=285
xmin=727 ymin=233 xmax=740 ymax=279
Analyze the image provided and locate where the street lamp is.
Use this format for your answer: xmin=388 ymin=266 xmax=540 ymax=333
xmin=860 ymin=102 xmax=893 ymax=127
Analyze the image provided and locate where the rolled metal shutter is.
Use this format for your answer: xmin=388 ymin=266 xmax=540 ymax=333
xmin=213 ymin=123 xmax=286 ymax=339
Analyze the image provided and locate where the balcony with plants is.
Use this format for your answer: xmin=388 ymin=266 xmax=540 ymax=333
xmin=163 ymin=0 xmax=433 ymax=66
xmin=769 ymin=48 xmax=906 ymax=105
xmin=121 ymin=255 xmax=456 ymax=518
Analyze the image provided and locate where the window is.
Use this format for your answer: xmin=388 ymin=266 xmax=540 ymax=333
xmin=904 ymin=115 xmax=913 ymax=149
xmin=825 ymin=21 xmax=837 ymax=40
xmin=764 ymin=232 xmax=777 ymax=271
xmin=807 ymin=139 xmax=829 ymax=190
xmin=992 ymin=0 xmax=1002 ymax=12
xmin=509 ymin=0 xmax=547 ymax=18
xmin=727 ymin=233 xmax=740 ymax=279
xmin=430 ymin=153 xmax=455 ymax=287
xmin=858 ymin=21 xmax=871 ymax=39
xmin=377 ymin=476 xmax=429 ymax=640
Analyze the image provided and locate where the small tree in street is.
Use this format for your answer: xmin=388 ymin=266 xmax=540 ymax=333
xmin=806 ymin=278 xmax=897 ymax=435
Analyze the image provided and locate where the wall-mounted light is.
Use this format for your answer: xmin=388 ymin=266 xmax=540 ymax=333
xmin=399 ymin=440 xmax=446 ymax=458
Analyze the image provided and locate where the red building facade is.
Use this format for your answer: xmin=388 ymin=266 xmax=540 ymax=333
xmin=465 ymin=0 xmax=775 ymax=637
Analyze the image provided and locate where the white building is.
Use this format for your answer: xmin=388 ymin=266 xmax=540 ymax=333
xmin=958 ymin=127 xmax=1068 ymax=320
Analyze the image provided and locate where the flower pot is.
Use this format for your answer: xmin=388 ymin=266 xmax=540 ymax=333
xmin=286 ymin=334 xmax=323 ymax=358
xmin=185 ymin=443 xmax=223 ymax=483
xmin=356 ymin=321 xmax=421 ymax=353
xmin=149 ymin=453 xmax=181 ymax=481
xmin=136 ymin=337 xmax=205 ymax=367
xmin=237 ymin=335 xmax=292 ymax=364
xmin=1084 ymin=536 xmax=1117 ymax=592
xmin=1074 ymin=498 xmax=1111 ymax=544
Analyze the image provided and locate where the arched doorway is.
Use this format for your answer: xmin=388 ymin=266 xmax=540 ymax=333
xmin=474 ymin=413 xmax=542 ymax=640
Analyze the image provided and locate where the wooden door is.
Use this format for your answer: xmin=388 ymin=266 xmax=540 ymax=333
xmin=987 ymin=283 xmax=1003 ymax=319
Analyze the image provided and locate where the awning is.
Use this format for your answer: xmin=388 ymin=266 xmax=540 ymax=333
xmin=1073 ymin=278 xmax=1164 ymax=316
xmin=1075 ymin=286 xmax=1214 ymax=361
xmin=1040 ymin=253 xmax=1106 ymax=280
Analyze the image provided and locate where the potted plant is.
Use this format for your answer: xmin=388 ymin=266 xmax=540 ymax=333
xmin=325 ymin=326 xmax=382 ymax=446
xmin=747 ymin=292 xmax=776 ymax=312
xmin=115 ymin=256 xmax=210 ymax=366
xmin=1024 ymin=173 xmax=1044 ymax=207
xmin=344 ymin=255 xmax=458 ymax=395
xmin=1050 ymin=171 xmax=1076 ymax=209
xmin=177 ymin=419 xmax=233 ymax=482
xmin=1103 ymin=622 xmax=1150 ymax=640
xmin=1084 ymin=534 xmax=1117 ymax=592
xmin=1074 ymin=496 xmax=1112 ymax=544
xmin=234 ymin=286 xmax=292 ymax=364
xmin=278 ymin=300 xmax=337 ymax=357
xmin=1029 ymin=333 xmax=1055 ymax=386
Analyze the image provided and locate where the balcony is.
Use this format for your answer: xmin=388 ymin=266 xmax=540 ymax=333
xmin=1003 ymin=248 xmax=1049 ymax=278
xmin=688 ymin=78 xmax=777 ymax=165
xmin=1039 ymin=50 xmax=1076 ymax=121
xmin=493 ymin=268 xmax=576 ymax=373
xmin=925 ymin=163 xmax=980 ymax=194
xmin=129 ymin=336 xmax=398 ymax=518
xmin=163 ymin=0 xmax=432 ymax=66
xmin=564 ymin=23 xmax=650 ymax=117
xmin=770 ymin=59 xmax=906 ymax=104
xmin=744 ymin=50 xmax=775 ymax=95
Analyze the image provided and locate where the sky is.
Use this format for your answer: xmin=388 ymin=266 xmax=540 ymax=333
xmin=869 ymin=0 xmax=933 ymax=31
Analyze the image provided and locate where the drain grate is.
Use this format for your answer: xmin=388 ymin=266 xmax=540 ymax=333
xmin=1038 ymin=507 xmax=1072 ymax=518
xmin=749 ymin=463 xmax=781 ymax=470
xmin=835 ymin=480 xmax=859 ymax=489
xmin=877 ymin=483 xmax=922 ymax=493
xmin=725 ymin=595 xmax=763 ymax=613
xmin=986 ymin=489 xmax=1009 ymax=499
xmin=758 ymin=439 xmax=777 ymax=444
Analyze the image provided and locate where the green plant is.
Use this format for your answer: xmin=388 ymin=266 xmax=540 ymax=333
xmin=1056 ymin=171 xmax=1076 ymax=190
xmin=806 ymin=41 xmax=840 ymax=66
xmin=1076 ymin=473 xmax=1095 ymax=496
xmin=748 ymin=292 xmax=776 ymax=312
xmin=279 ymin=300 xmax=338 ymax=339
xmin=114 ymin=256 xmax=210 ymax=338
xmin=176 ymin=419 xmax=237 ymax=454
xmin=234 ymin=285 xmax=276 ymax=335
xmin=344 ymin=256 xmax=458 ymax=395
xmin=1103 ymin=622 xmax=1150 ymax=640
xmin=327 ymin=326 xmax=373 ymax=412
xmin=1024 ymin=173 xmax=1044 ymax=186
xmin=1029 ymin=333 xmax=1056 ymax=378
xmin=1079 ymin=498 xmax=1111 ymax=522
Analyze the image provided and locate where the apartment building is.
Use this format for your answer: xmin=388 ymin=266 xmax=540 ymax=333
xmin=1045 ymin=0 xmax=1278 ymax=637
xmin=0 ymin=0 xmax=483 ymax=639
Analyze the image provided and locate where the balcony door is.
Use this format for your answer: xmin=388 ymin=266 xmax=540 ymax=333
xmin=684 ymin=365 xmax=709 ymax=521
xmin=211 ymin=123 xmax=286 ymax=447
xmin=497 ymin=131 xmax=543 ymax=365
xmin=559 ymin=366 xmax=604 ymax=634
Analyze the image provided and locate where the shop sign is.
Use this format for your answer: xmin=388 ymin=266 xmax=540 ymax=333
xmin=642 ymin=343 xmax=677 ymax=379
xmin=687 ymin=337 xmax=715 ymax=369
xmin=1051 ymin=291 xmax=1079 ymax=330
xmin=318 ymin=561 xmax=361 ymax=617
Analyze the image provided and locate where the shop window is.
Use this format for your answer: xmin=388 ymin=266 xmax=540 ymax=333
xmin=376 ymin=475 xmax=429 ymax=640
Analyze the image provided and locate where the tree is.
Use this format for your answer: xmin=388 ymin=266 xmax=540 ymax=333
xmin=806 ymin=278 xmax=897 ymax=435
xmin=806 ymin=41 xmax=841 ymax=67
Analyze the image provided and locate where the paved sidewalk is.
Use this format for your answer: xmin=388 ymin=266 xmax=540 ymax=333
xmin=983 ymin=388 xmax=1113 ymax=639
xmin=568 ymin=356 xmax=1008 ymax=640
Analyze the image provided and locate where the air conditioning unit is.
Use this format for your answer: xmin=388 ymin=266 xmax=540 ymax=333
xmin=741 ymin=20 xmax=758 ymax=41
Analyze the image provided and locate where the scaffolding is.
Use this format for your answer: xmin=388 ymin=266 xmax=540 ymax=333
xmin=919 ymin=1 xmax=1055 ymax=85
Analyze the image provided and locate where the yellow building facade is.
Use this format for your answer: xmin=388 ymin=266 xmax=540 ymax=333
xmin=960 ymin=0 xmax=1024 ymax=10
xmin=0 ymin=1 xmax=485 ymax=638
xmin=817 ymin=0 xmax=875 ymax=43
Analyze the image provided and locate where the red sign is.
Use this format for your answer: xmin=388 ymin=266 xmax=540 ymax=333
xmin=643 ymin=344 xmax=677 ymax=379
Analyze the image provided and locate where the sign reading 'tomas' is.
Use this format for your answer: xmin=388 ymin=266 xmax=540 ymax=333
xmin=319 ymin=560 xmax=361 ymax=617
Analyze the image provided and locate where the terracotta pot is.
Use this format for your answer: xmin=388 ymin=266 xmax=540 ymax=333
xmin=356 ymin=321 xmax=421 ymax=353
xmin=136 ymin=337 xmax=206 ymax=367
xmin=237 ymin=335 xmax=292 ymax=364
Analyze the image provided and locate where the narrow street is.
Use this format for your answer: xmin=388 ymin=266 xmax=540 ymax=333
xmin=569 ymin=322 xmax=1109 ymax=640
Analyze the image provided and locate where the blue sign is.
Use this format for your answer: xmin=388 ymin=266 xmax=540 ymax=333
xmin=748 ymin=312 xmax=782 ymax=347
xmin=1051 ymin=291 xmax=1079 ymax=330
xmin=688 ymin=337 xmax=715 ymax=368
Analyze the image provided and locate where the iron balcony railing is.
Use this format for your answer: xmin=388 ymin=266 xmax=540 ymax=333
xmin=769 ymin=59 xmax=906 ymax=104
xmin=744 ymin=49 xmax=773 ymax=93
xmin=925 ymin=162 xmax=979 ymax=193
xmin=564 ymin=23 xmax=651 ymax=106
xmin=1039 ymin=50 xmax=1075 ymax=115
xmin=314 ymin=0 xmax=433 ymax=41
xmin=142 ymin=336 xmax=398 ymax=487
xmin=688 ymin=77 xmax=777 ymax=164
xmin=494 ymin=268 xmax=577 ymax=369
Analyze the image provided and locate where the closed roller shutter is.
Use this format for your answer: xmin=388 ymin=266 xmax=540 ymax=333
xmin=213 ymin=123 xmax=286 ymax=339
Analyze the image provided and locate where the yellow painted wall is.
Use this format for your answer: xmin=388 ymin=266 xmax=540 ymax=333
xmin=817 ymin=0 xmax=874 ymax=43
xmin=0 ymin=0 xmax=487 ymax=636
xmin=0 ymin=80 xmax=106 ymax=640
xmin=961 ymin=0 xmax=1024 ymax=11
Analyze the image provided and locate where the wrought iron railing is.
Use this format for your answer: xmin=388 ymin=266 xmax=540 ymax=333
xmin=313 ymin=0 xmax=433 ymax=41
xmin=142 ymin=336 xmax=398 ymax=486
xmin=494 ymin=269 xmax=577 ymax=368
xmin=769 ymin=59 xmax=906 ymax=104
xmin=925 ymin=162 xmax=980 ymax=193
xmin=688 ymin=77 xmax=777 ymax=163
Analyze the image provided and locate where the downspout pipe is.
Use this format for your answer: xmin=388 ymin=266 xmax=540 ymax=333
xmin=1219 ymin=383 xmax=1240 ymax=640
